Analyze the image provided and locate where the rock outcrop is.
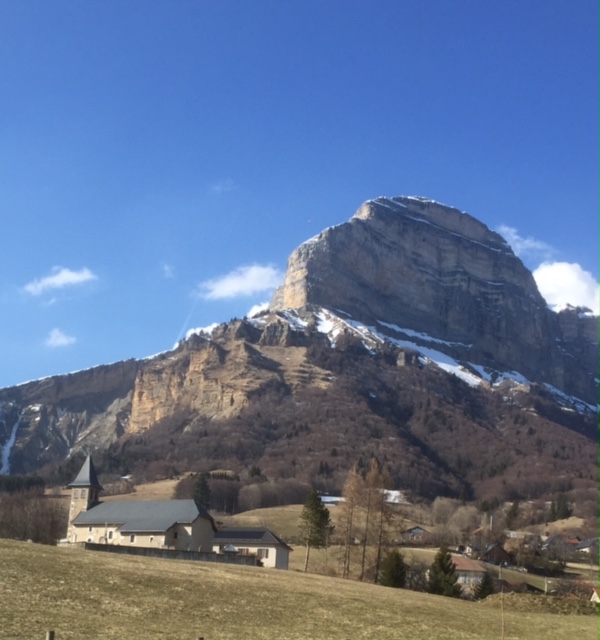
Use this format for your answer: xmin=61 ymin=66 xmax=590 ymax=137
xmin=271 ymin=196 xmax=598 ymax=402
xmin=0 ymin=360 xmax=139 ymax=474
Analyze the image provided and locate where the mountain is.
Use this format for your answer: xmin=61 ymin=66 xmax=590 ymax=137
xmin=0 ymin=196 xmax=597 ymax=506
xmin=271 ymin=196 xmax=598 ymax=404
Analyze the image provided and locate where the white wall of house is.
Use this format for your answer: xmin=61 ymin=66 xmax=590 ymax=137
xmin=456 ymin=571 xmax=485 ymax=594
xmin=212 ymin=543 xmax=290 ymax=569
xmin=72 ymin=517 xmax=213 ymax=551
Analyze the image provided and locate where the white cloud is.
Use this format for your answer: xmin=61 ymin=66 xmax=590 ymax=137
xmin=162 ymin=262 xmax=175 ymax=278
xmin=210 ymin=179 xmax=237 ymax=195
xmin=496 ymin=225 xmax=555 ymax=261
xmin=247 ymin=301 xmax=270 ymax=317
xmin=496 ymin=225 xmax=599 ymax=316
xmin=24 ymin=267 xmax=97 ymax=296
xmin=196 ymin=264 xmax=284 ymax=300
xmin=533 ymin=262 xmax=599 ymax=315
xmin=45 ymin=328 xmax=76 ymax=348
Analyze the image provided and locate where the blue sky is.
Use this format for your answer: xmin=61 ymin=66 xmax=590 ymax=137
xmin=0 ymin=1 xmax=598 ymax=388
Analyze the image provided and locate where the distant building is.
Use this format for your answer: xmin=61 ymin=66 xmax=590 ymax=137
xmin=66 ymin=456 xmax=290 ymax=566
xmin=67 ymin=456 xmax=215 ymax=551
xmin=213 ymin=528 xmax=293 ymax=569
xmin=400 ymin=526 xmax=428 ymax=543
xmin=451 ymin=555 xmax=486 ymax=595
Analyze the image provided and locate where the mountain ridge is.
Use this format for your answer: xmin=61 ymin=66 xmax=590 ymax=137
xmin=0 ymin=196 xmax=597 ymax=508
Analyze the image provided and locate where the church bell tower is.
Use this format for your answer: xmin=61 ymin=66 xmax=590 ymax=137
xmin=66 ymin=455 xmax=103 ymax=542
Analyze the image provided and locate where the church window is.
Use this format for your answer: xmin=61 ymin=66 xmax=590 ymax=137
xmin=108 ymin=531 xmax=113 ymax=539
xmin=74 ymin=490 xmax=79 ymax=498
xmin=130 ymin=534 xmax=136 ymax=543
xmin=174 ymin=531 xmax=178 ymax=539
xmin=81 ymin=489 xmax=87 ymax=498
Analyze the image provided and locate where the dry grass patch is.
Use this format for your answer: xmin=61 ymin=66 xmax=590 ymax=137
xmin=0 ymin=539 xmax=597 ymax=640
xmin=220 ymin=504 xmax=304 ymax=539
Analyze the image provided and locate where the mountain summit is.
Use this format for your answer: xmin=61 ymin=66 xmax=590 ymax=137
xmin=0 ymin=196 xmax=597 ymax=503
xmin=271 ymin=196 xmax=598 ymax=404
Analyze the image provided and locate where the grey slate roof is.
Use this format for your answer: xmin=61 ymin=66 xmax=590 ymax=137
xmin=67 ymin=455 xmax=103 ymax=490
xmin=575 ymin=537 xmax=599 ymax=551
xmin=72 ymin=499 xmax=215 ymax=533
xmin=214 ymin=527 xmax=292 ymax=550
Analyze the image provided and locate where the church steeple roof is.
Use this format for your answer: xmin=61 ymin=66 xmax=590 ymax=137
xmin=67 ymin=455 xmax=103 ymax=490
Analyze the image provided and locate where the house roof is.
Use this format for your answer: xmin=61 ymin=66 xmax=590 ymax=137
xmin=452 ymin=555 xmax=486 ymax=573
xmin=72 ymin=499 xmax=215 ymax=533
xmin=401 ymin=526 xmax=427 ymax=534
xmin=575 ymin=537 xmax=599 ymax=551
xmin=67 ymin=455 xmax=103 ymax=490
xmin=214 ymin=527 xmax=292 ymax=551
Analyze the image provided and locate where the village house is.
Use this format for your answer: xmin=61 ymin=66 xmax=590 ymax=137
xmin=400 ymin=526 xmax=429 ymax=544
xmin=67 ymin=456 xmax=215 ymax=551
xmin=66 ymin=456 xmax=290 ymax=566
xmin=481 ymin=543 xmax=513 ymax=566
xmin=212 ymin=528 xmax=293 ymax=569
xmin=451 ymin=555 xmax=486 ymax=595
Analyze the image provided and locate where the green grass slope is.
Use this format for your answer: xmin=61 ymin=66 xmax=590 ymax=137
xmin=0 ymin=539 xmax=596 ymax=640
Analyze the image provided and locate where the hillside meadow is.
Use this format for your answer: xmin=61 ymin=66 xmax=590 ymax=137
xmin=0 ymin=539 xmax=597 ymax=640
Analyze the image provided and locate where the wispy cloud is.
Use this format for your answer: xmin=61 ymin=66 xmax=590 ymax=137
xmin=196 ymin=264 xmax=284 ymax=300
xmin=210 ymin=179 xmax=237 ymax=195
xmin=161 ymin=262 xmax=175 ymax=278
xmin=533 ymin=262 xmax=599 ymax=315
xmin=24 ymin=267 xmax=97 ymax=296
xmin=496 ymin=225 xmax=555 ymax=262
xmin=45 ymin=328 xmax=76 ymax=348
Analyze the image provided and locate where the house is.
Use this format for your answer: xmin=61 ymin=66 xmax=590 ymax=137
xmin=212 ymin=527 xmax=293 ymax=569
xmin=67 ymin=456 xmax=215 ymax=551
xmin=574 ymin=538 xmax=599 ymax=555
xmin=590 ymin=587 xmax=600 ymax=604
xmin=400 ymin=526 xmax=428 ymax=543
xmin=451 ymin=555 xmax=486 ymax=595
xmin=66 ymin=456 xmax=290 ymax=567
xmin=482 ymin=543 xmax=513 ymax=566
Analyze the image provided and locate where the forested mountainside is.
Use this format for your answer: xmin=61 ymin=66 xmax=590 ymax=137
xmin=0 ymin=196 xmax=597 ymax=511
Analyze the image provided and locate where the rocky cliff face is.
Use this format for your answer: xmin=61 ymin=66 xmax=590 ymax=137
xmin=0 ymin=195 xmax=597 ymax=487
xmin=0 ymin=361 xmax=138 ymax=474
xmin=271 ymin=196 xmax=598 ymax=403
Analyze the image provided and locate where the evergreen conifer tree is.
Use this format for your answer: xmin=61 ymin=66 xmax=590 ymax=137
xmin=299 ymin=489 xmax=332 ymax=573
xmin=193 ymin=473 xmax=211 ymax=509
xmin=380 ymin=550 xmax=407 ymax=588
xmin=427 ymin=546 xmax=462 ymax=598
xmin=473 ymin=571 xmax=495 ymax=600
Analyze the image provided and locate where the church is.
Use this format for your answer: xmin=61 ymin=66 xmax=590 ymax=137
xmin=66 ymin=455 xmax=292 ymax=568
xmin=66 ymin=455 xmax=216 ymax=551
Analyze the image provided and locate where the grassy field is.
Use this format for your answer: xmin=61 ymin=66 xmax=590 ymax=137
xmin=0 ymin=539 xmax=597 ymax=640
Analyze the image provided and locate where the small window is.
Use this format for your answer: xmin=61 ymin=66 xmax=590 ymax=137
xmin=108 ymin=531 xmax=113 ymax=539
xmin=173 ymin=531 xmax=178 ymax=539
xmin=88 ymin=526 xmax=93 ymax=533
xmin=130 ymin=535 xmax=136 ymax=543
xmin=258 ymin=548 xmax=269 ymax=559
xmin=81 ymin=489 xmax=87 ymax=498
xmin=74 ymin=490 xmax=80 ymax=498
